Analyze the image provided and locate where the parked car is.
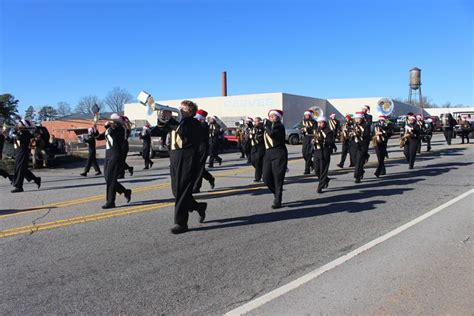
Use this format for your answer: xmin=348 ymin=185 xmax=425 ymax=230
xmin=223 ymin=127 xmax=239 ymax=148
xmin=285 ymin=122 xmax=302 ymax=145
xmin=128 ymin=127 xmax=169 ymax=158
xmin=426 ymin=116 xmax=442 ymax=131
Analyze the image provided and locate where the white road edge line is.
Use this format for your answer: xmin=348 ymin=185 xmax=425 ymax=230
xmin=224 ymin=188 xmax=474 ymax=316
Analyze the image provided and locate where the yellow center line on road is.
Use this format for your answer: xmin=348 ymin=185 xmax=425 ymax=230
xmin=0 ymin=184 xmax=266 ymax=239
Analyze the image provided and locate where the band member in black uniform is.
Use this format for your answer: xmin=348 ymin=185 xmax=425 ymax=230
xmin=97 ymin=114 xmax=131 ymax=209
xmin=10 ymin=119 xmax=41 ymax=193
xmin=242 ymin=118 xmax=253 ymax=163
xmin=373 ymin=115 xmax=391 ymax=177
xmin=460 ymin=116 xmax=471 ymax=144
xmin=208 ymin=116 xmax=222 ymax=168
xmin=402 ymin=115 xmax=421 ymax=169
xmin=442 ymin=113 xmax=456 ymax=145
xmin=193 ymin=109 xmax=215 ymax=193
xmin=80 ymin=124 xmax=102 ymax=176
xmin=169 ymin=100 xmax=207 ymax=234
xmin=328 ymin=113 xmax=340 ymax=153
xmin=351 ymin=112 xmax=371 ymax=183
xmin=249 ymin=116 xmax=265 ymax=182
xmin=236 ymin=124 xmax=245 ymax=159
xmin=362 ymin=105 xmax=373 ymax=125
xmin=263 ymin=109 xmax=288 ymax=209
xmin=424 ymin=118 xmax=434 ymax=151
xmin=139 ymin=122 xmax=154 ymax=169
xmin=313 ymin=116 xmax=334 ymax=193
xmin=301 ymin=109 xmax=316 ymax=174
xmin=415 ymin=114 xmax=425 ymax=153
xmin=337 ymin=114 xmax=354 ymax=168
xmin=119 ymin=116 xmax=134 ymax=179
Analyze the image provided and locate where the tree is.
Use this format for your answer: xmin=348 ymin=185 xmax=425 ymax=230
xmin=56 ymin=101 xmax=72 ymax=117
xmin=0 ymin=93 xmax=20 ymax=125
xmin=75 ymin=95 xmax=102 ymax=115
xmin=37 ymin=105 xmax=58 ymax=122
xmin=105 ymin=87 xmax=133 ymax=113
xmin=24 ymin=106 xmax=36 ymax=121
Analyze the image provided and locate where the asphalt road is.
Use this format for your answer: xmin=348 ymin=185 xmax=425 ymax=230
xmin=0 ymin=133 xmax=473 ymax=314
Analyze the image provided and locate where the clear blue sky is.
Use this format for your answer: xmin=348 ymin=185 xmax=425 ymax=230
xmin=1 ymin=0 xmax=472 ymax=114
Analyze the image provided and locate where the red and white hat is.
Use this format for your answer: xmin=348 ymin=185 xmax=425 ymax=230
xmin=195 ymin=109 xmax=208 ymax=121
xmin=110 ymin=113 xmax=123 ymax=123
xmin=362 ymin=105 xmax=370 ymax=112
xmin=416 ymin=114 xmax=422 ymax=119
xmin=303 ymin=109 xmax=314 ymax=116
xmin=354 ymin=112 xmax=364 ymax=119
xmin=378 ymin=115 xmax=387 ymax=120
xmin=407 ymin=115 xmax=416 ymax=121
xmin=317 ymin=116 xmax=327 ymax=122
xmin=330 ymin=113 xmax=336 ymax=119
xmin=345 ymin=114 xmax=352 ymax=120
xmin=268 ymin=109 xmax=283 ymax=119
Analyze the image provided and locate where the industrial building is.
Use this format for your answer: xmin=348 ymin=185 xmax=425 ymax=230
xmin=124 ymin=92 xmax=427 ymax=128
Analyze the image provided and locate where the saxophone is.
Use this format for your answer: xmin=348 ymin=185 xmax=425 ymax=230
xmin=350 ymin=124 xmax=363 ymax=143
xmin=400 ymin=126 xmax=413 ymax=148
xmin=372 ymin=125 xmax=383 ymax=147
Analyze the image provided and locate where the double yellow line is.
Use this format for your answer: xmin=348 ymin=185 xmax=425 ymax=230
xmin=0 ymin=185 xmax=265 ymax=239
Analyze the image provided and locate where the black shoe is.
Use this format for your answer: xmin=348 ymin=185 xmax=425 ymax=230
xmin=253 ymin=178 xmax=261 ymax=182
xmin=95 ymin=171 xmax=102 ymax=176
xmin=218 ymin=159 xmax=222 ymax=166
xmin=354 ymin=178 xmax=361 ymax=183
xmin=150 ymin=161 xmax=154 ymax=168
xmin=11 ymin=187 xmax=24 ymax=193
xmin=196 ymin=202 xmax=207 ymax=223
xmin=80 ymin=172 xmax=87 ymax=177
xmin=374 ymin=172 xmax=380 ymax=178
xmin=144 ymin=166 xmax=149 ymax=170
xmin=317 ymin=187 xmax=323 ymax=193
xmin=209 ymin=178 xmax=215 ymax=189
xmin=124 ymin=189 xmax=132 ymax=203
xmin=349 ymin=164 xmax=354 ymax=167
xmin=171 ymin=224 xmax=189 ymax=234
xmin=409 ymin=166 xmax=414 ymax=170
xmin=35 ymin=177 xmax=41 ymax=189
xmin=129 ymin=167 xmax=134 ymax=176
xmin=102 ymin=203 xmax=116 ymax=209
xmin=193 ymin=188 xmax=200 ymax=194
xmin=271 ymin=202 xmax=282 ymax=209
xmin=337 ymin=163 xmax=343 ymax=168
xmin=303 ymin=171 xmax=310 ymax=175
xmin=322 ymin=178 xmax=331 ymax=189
xmin=208 ymin=164 xmax=214 ymax=168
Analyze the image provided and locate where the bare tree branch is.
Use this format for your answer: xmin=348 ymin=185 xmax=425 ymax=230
xmin=105 ymin=87 xmax=133 ymax=113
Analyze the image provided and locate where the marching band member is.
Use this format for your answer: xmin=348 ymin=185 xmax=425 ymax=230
xmin=442 ymin=113 xmax=456 ymax=145
xmin=193 ymin=109 xmax=215 ymax=193
xmin=242 ymin=117 xmax=254 ymax=164
xmin=80 ymin=124 xmax=102 ymax=176
xmin=301 ymin=109 xmax=316 ymax=175
xmin=263 ymin=109 xmax=288 ymax=209
xmin=403 ymin=115 xmax=421 ymax=169
xmin=362 ymin=105 xmax=373 ymax=125
xmin=96 ymin=114 xmax=132 ymax=209
xmin=328 ymin=113 xmax=340 ymax=153
xmin=424 ymin=118 xmax=434 ymax=151
xmin=313 ymin=116 xmax=334 ymax=193
xmin=140 ymin=122 xmax=154 ymax=169
xmin=460 ymin=116 xmax=471 ymax=144
xmin=249 ymin=116 xmax=265 ymax=182
xmin=337 ymin=114 xmax=354 ymax=168
xmin=373 ymin=115 xmax=392 ymax=177
xmin=10 ymin=119 xmax=41 ymax=193
xmin=119 ymin=115 xmax=134 ymax=178
xmin=415 ymin=114 xmax=425 ymax=153
xmin=208 ymin=116 xmax=223 ymax=168
xmin=169 ymin=100 xmax=207 ymax=234
xmin=351 ymin=112 xmax=371 ymax=183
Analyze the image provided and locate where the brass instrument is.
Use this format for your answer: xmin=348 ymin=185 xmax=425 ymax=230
xmin=400 ymin=126 xmax=413 ymax=148
xmin=313 ymin=128 xmax=324 ymax=149
xmin=372 ymin=125 xmax=384 ymax=147
xmin=137 ymin=90 xmax=179 ymax=124
xmin=350 ymin=124 xmax=363 ymax=143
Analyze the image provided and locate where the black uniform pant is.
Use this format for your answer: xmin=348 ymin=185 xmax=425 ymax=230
xmin=142 ymin=143 xmax=152 ymax=168
xmin=242 ymin=141 xmax=251 ymax=163
xmin=353 ymin=143 xmax=368 ymax=181
xmin=374 ymin=143 xmax=387 ymax=176
xmin=238 ymin=141 xmax=245 ymax=158
xmin=251 ymin=144 xmax=265 ymax=181
xmin=348 ymin=140 xmax=356 ymax=167
xmin=193 ymin=148 xmax=214 ymax=192
xmin=208 ymin=142 xmax=222 ymax=167
xmin=404 ymin=139 xmax=418 ymax=168
xmin=170 ymin=149 xmax=200 ymax=226
xmin=461 ymin=131 xmax=470 ymax=143
xmin=444 ymin=129 xmax=453 ymax=145
xmin=263 ymin=147 xmax=288 ymax=205
xmin=302 ymin=136 xmax=313 ymax=173
xmin=1 ymin=169 xmax=10 ymax=179
xmin=339 ymin=140 xmax=352 ymax=167
xmin=104 ymin=156 xmax=127 ymax=204
xmin=84 ymin=148 xmax=101 ymax=173
xmin=314 ymin=148 xmax=331 ymax=189
xmin=120 ymin=142 xmax=131 ymax=177
xmin=13 ymin=151 xmax=38 ymax=189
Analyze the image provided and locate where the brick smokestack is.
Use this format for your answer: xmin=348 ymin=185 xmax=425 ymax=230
xmin=221 ymin=71 xmax=227 ymax=96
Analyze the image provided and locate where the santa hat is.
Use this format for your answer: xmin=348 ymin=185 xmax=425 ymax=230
xmin=195 ymin=109 xmax=208 ymax=121
xmin=330 ymin=113 xmax=336 ymax=119
xmin=378 ymin=115 xmax=387 ymax=120
xmin=110 ymin=113 xmax=123 ymax=123
xmin=303 ymin=109 xmax=314 ymax=116
xmin=416 ymin=114 xmax=422 ymax=119
xmin=268 ymin=109 xmax=283 ymax=119
xmin=362 ymin=105 xmax=370 ymax=112
xmin=120 ymin=115 xmax=130 ymax=122
xmin=345 ymin=114 xmax=352 ymax=120
xmin=407 ymin=115 xmax=416 ymax=121
xmin=317 ymin=116 xmax=327 ymax=122
xmin=354 ymin=112 xmax=364 ymax=119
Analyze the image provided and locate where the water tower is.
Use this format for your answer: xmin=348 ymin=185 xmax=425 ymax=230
xmin=408 ymin=67 xmax=423 ymax=108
